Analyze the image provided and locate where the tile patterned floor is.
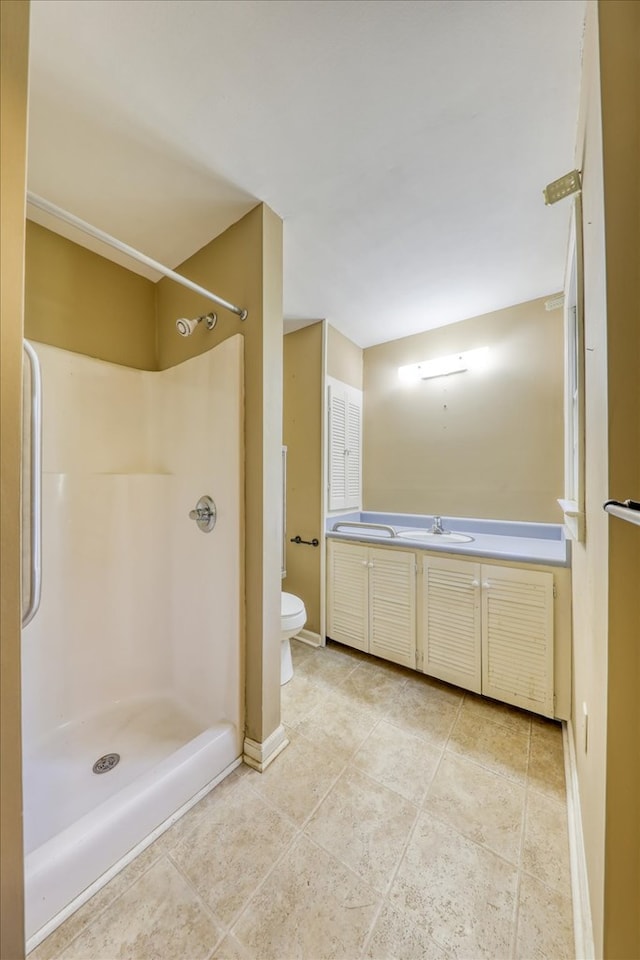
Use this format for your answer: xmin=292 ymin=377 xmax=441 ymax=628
xmin=30 ymin=640 xmax=575 ymax=960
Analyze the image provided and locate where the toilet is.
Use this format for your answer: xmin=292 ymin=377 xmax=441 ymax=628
xmin=280 ymin=592 xmax=306 ymax=685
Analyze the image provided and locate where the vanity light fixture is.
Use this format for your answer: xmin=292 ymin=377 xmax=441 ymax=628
xmin=398 ymin=346 xmax=489 ymax=383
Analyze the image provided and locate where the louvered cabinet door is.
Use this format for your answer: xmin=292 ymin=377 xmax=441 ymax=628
xmin=422 ymin=557 xmax=482 ymax=693
xmin=345 ymin=397 xmax=361 ymax=508
xmin=481 ymin=565 xmax=554 ymax=717
xmin=326 ymin=540 xmax=369 ymax=651
xmin=327 ymin=386 xmax=347 ymax=510
xmin=369 ymin=548 xmax=416 ymax=669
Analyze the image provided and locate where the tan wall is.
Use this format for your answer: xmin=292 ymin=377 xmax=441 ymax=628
xmin=283 ymin=323 xmax=323 ymax=634
xmin=326 ymin=323 xmax=363 ymax=390
xmin=156 ymin=204 xmax=284 ymax=744
xmin=599 ymin=2 xmax=640 ymax=956
xmin=25 ymin=221 xmax=156 ymax=370
xmin=0 ymin=2 xmax=29 ymax=958
xmin=363 ymin=298 xmax=563 ymax=521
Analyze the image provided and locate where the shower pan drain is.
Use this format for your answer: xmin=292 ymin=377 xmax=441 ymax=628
xmin=92 ymin=753 xmax=120 ymax=774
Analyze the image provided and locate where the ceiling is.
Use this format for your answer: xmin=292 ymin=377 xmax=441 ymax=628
xmin=27 ymin=0 xmax=586 ymax=348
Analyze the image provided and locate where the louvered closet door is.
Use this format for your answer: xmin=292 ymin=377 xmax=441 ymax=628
xmin=422 ymin=557 xmax=481 ymax=693
xmin=369 ymin=548 xmax=416 ymax=669
xmin=481 ymin=565 xmax=554 ymax=717
xmin=345 ymin=397 xmax=361 ymax=507
xmin=328 ymin=386 xmax=347 ymax=510
xmin=326 ymin=540 xmax=369 ymax=651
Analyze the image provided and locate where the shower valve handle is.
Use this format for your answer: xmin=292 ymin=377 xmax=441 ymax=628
xmin=189 ymin=495 xmax=217 ymax=533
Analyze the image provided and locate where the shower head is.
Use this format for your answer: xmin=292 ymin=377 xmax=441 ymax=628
xmin=176 ymin=313 xmax=217 ymax=337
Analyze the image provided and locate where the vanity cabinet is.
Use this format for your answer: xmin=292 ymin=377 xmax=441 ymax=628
xmin=326 ymin=539 xmax=558 ymax=719
xmin=420 ymin=556 xmax=555 ymax=717
xmin=327 ymin=540 xmax=416 ymax=668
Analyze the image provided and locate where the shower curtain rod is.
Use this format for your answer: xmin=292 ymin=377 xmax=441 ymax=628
xmin=26 ymin=192 xmax=248 ymax=320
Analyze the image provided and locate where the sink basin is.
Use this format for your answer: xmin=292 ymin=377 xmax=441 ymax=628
xmin=398 ymin=530 xmax=475 ymax=544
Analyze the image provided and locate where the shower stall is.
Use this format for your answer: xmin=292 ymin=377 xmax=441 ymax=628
xmin=21 ymin=334 xmax=244 ymax=948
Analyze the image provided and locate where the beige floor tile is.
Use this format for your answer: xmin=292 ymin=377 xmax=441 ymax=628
xmin=152 ymin=768 xmax=246 ymax=855
xmin=364 ymin=902 xmax=448 ymax=959
xmin=305 ymin=766 xmax=418 ymax=893
xmin=531 ymin=714 xmax=564 ymax=741
xmin=29 ymin=843 xmax=163 ymax=960
xmin=210 ymin=933 xmax=255 ymax=959
xmin=295 ymin=649 xmax=360 ymax=689
xmin=528 ymin=719 xmax=566 ymax=801
xmin=522 ymin=789 xmax=571 ymax=895
xmin=292 ymin=639 xmax=363 ymax=686
xmin=389 ymin=812 xmax=517 ymax=959
xmin=403 ymin=673 xmax=465 ymax=707
xmin=280 ymin=672 xmax=332 ymax=727
xmin=295 ymin=688 xmax=379 ymax=761
xmin=169 ymin=781 xmax=297 ymax=926
xmin=462 ymin=692 xmax=533 ymax=733
xmin=232 ymin=834 xmax=380 ymax=960
xmin=515 ymin=873 xmax=575 ymax=960
xmin=356 ymin=653 xmax=414 ymax=681
xmin=326 ymin=639 xmax=369 ymax=662
xmin=447 ymin=710 xmax=530 ymax=783
xmin=245 ymin=727 xmax=345 ymax=825
xmin=58 ymin=857 xmax=222 ymax=960
xmin=353 ymin=720 xmax=442 ymax=805
xmin=290 ymin=637 xmax=318 ymax=663
xmin=425 ymin=752 xmax=525 ymax=864
xmin=337 ymin=660 xmax=410 ymax=716
xmin=384 ymin=682 xmax=460 ymax=747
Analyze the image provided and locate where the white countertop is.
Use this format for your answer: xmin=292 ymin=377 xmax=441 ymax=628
xmin=326 ymin=512 xmax=570 ymax=567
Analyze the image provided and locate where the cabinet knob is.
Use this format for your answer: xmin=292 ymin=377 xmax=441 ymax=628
xmin=368 ymin=561 xmax=374 ymax=568
xmin=361 ymin=559 xmax=368 ymax=566
xmin=471 ymin=580 xmax=480 ymax=588
xmin=482 ymin=580 xmax=491 ymax=589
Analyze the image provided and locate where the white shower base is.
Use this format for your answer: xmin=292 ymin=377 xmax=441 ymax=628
xmin=24 ymin=694 xmax=239 ymax=944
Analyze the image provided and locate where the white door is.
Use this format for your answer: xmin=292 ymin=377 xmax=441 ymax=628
xmin=481 ymin=565 xmax=554 ymax=717
xmin=369 ymin=548 xmax=416 ymax=669
xmin=421 ymin=556 xmax=482 ymax=693
xmin=326 ymin=540 xmax=369 ymax=651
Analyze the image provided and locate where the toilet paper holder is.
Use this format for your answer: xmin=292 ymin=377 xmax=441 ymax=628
xmin=290 ymin=535 xmax=319 ymax=547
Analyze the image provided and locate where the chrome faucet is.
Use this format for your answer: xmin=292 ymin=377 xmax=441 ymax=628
xmin=431 ymin=515 xmax=448 ymax=535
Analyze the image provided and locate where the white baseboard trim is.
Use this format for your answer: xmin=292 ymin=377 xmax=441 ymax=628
xmin=563 ymin=720 xmax=595 ymax=960
xmin=243 ymin=724 xmax=289 ymax=772
xmin=297 ymin=629 xmax=322 ymax=647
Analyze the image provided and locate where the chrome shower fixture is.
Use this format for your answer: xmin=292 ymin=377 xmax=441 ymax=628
xmin=176 ymin=312 xmax=217 ymax=337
